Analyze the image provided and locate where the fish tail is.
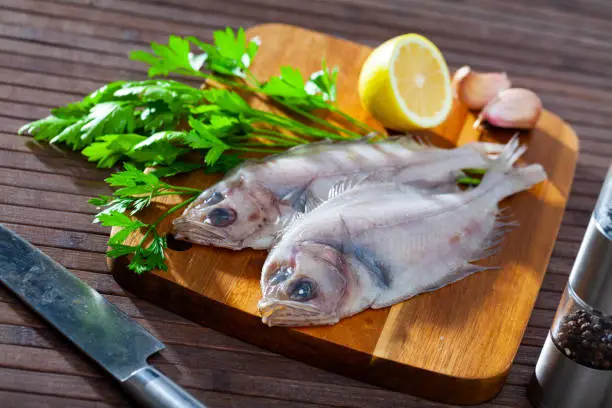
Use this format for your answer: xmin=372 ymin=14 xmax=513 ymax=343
xmin=465 ymin=141 xmax=505 ymax=158
xmin=478 ymin=135 xmax=548 ymax=199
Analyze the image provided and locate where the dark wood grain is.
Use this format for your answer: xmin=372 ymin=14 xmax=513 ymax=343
xmin=0 ymin=0 xmax=609 ymax=407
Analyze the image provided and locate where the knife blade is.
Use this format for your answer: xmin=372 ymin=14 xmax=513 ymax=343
xmin=0 ymin=224 xmax=206 ymax=408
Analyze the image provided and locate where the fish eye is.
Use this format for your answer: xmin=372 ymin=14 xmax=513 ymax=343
xmin=289 ymin=279 xmax=316 ymax=301
xmin=204 ymin=192 xmax=225 ymax=206
xmin=269 ymin=266 xmax=292 ymax=285
xmin=206 ymin=208 xmax=236 ymax=227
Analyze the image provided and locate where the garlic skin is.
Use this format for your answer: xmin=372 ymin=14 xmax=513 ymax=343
xmin=452 ymin=65 xmax=511 ymax=110
xmin=475 ymin=88 xmax=543 ymax=130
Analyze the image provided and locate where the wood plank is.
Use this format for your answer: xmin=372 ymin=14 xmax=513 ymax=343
xmin=1 ymin=223 xmax=108 ymax=253
xmin=0 ymin=22 xmax=140 ymax=56
xmin=2 ymin=0 xmax=248 ymax=38
xmin=0 ymin=9 xmax=163 ymax=45
xmin=528 ymin=309 xmax=556 ymax=329
xmin=0 ymin=287 xmax=195 ymax=328
xmin=0 ymin=343 xmax=515 ymax=408
xmin=0 ymin=303 xmax=296 ymax=363
xmin=0 ymin=366 xmax=126 ymax=402
xmin=0 ymin=51 xmax=143 ymax=82
xmin=0 ymin=185 xmax=98 ymax=214
xmin=0 ymin=390 xmax=125 ymax=408
xmin=0 ymin=150 xmax=108 ymax=180
xmin=0 ymin=37 xmax=138 ymax=71
xmin=0 ymin=366 xmax=327 ymax=408
xmin=0 ymin=168 xmax=110 ymax=196
xmin=0 ymin=83 xmax=93 ymax=108
xmin=0 ymin=133 xmax=83 ymax=157
xmin=0 ymin=116 xmax=37 ymax=134
xmin=83 ymin=0 xmax=612 ymax=64
xmin=0 ymin=205 xmax=106 ymax=234
xmin=0 ymin=100 xmax=49 ymax=120
xmin=35 ymin=246 xmax=109 ymax=272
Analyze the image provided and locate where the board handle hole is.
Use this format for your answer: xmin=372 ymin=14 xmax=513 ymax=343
xmin=165 ymin=233 xmax=192 ymax=251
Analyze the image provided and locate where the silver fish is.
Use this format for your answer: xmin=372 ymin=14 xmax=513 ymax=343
xmin=258 ymin=137 xmax=547 ymax=327
xmin=172 ymin=138 xmax=505 ymax=250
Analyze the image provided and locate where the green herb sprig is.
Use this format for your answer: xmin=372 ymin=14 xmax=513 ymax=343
xmin=89 ymin=164 xmax=202 ymax=274
xmin=19 ymin=27 xmax=380 ymax=274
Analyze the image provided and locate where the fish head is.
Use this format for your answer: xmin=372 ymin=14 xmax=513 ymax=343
xmin=172 ymin=176 xmax=281 ymax=250
xmin=259 ymin=241 xmax=347 ymax=326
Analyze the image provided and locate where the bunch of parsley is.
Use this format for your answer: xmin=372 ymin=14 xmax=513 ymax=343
xmin=19 ymin=27 xmax=377 ymax=274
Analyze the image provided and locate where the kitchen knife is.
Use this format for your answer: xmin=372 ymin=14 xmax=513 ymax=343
xmin=0 ymin=224 xmax=206 ymax=408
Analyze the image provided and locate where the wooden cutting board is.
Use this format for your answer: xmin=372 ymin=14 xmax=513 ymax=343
xmin=110 ymin=24 xmax=579 ymax=405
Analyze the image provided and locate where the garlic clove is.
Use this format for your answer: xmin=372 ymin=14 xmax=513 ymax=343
xmin=451 ymin=65 xmax=472 ymax=97
xmin=452 ymin=65 xmax=511 ymax=110
xmin=474 ymin=88 xmax=543 ymax=130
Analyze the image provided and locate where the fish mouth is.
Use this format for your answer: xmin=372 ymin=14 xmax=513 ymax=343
xmin=258 ymin=300 xmax=338 ymax=327
xmin=171 ymin=218 xmax=243 ymax=251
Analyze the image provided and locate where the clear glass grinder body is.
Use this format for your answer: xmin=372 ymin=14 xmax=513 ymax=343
xmin=529 ymin=165 xmax=612 ymax=408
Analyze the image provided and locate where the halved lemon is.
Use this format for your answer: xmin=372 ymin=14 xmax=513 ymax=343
xmin=358 ymin=34 xmax=452 ymax=131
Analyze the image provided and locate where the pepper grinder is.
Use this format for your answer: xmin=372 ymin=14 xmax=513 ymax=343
xmin=529 ymin=165 xmax=612 ymax=408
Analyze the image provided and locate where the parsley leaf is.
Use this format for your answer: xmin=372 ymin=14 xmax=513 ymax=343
xmin=107 ymin=244 xmax=138 ymax=258
xmin=82 ymin=134 xmax=146 ymax=168
xmin=188 ymin=28 xmax=259 ymax=77
xmin=201 ymin=89 xmax=251 ymax=114
xmin=261 ymin=66 xmax=328 ymax=110
xmin=105 ymin=163 xmax=161 ymax=197
xmin=129 ymin=233 xmax=168 ymax=274
xmin=128 ymin=131 xmax=188 ymax=167
xmin=305 ymin=60 xmax=339 ymax=103
xmin=204 ymin=153 xmax=243 ymax=173
xmin=88 ymin=195 xmax=113 ymax=206
xmin=97 ymin=211 xmax=146 ymax=246
xmin=130 ymin=36 xmax=206 ymax=77
xmin=50 ymin=102 xmax=136 ymax=150
xmin=18 ymin=116 xmax=78 ymax=142
xmin=152 ymin=161 xmax=202 ymax=177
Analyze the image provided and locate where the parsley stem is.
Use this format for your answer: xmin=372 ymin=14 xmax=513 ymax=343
xmin=248 ymin=133 xmax=300 ymax=146
xmin=152 ymin=195 xmax=198 ymax=228
xmin=329 ymin=106 xmax=379 ymax=134
xmin=252 ymin=110 xmax=345 ymax=140
xmin=456 ymin=176 xmax=481 ymax=186
xmin=153 ymin=191 xmax=196 ymax=197
xmin=462 ymin=168 xmax=487 ymax=175
xmin=137 ymin=195 xmax=199 ymax=250
xmin=164 ymin=185 xmax=203 ymax=194
xmin=250 ymin=128 xmax=309 ymax=143
xmin=241 ymin=68 xmax=364 ymax=139
xmin=235 ymin=146 xmax=285 ymax=154
xmin=277 ymin=102 xmax=362 ymax=139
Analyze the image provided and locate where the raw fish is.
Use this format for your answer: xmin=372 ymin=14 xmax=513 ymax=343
xmin=172 ymin=137 xmax=505 ymax=250
xmin=258 ymin=137 xmax=547 ymax=327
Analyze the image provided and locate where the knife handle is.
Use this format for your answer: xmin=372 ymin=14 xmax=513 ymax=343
xmin=122 ymin=366 xmax=207 ymax=408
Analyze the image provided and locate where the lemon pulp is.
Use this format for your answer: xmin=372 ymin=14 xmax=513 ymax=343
xmin=358 ymin=34 xmax=452 ymax=131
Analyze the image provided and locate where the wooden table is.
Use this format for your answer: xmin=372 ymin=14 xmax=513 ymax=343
xmin=0 ymin=1 xmax=610 ymax=407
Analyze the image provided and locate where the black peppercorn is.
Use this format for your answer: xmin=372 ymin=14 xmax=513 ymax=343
xmin=553 ymin=307 xmax=612 ymax=370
